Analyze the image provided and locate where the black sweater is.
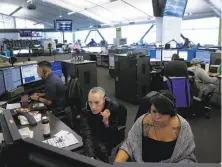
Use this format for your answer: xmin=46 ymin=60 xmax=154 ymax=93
xmin=80 ymin=100 xmax=119 ymax=157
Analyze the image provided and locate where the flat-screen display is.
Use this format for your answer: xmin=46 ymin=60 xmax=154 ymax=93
xmin=20 ymin=64 xmax=41 ymax=84
xmin=55 ymin=20 xmax=72 ymax=32
xmin=19 ymin=31 xmax=32 ymax=37
xmin=51 ymin=61 xmax=62 ymax=77
xmin=19 ymin=31 xmax=42 ymax=37
xmin=178 ymin=51 xmax=188 ymax=61
xmin=164 ymin=0 xmax=187 ymax=18
xmin=196 ymin=50 xmax=211 ymax=64
xmin=162 ymin=50 xmax=178 ymax=61
xmin=32 ymin=31 xmax=42 ymax=37
xmin=1 ymin=67 xmax=22 ymax=91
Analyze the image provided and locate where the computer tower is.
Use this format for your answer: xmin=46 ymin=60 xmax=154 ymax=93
xmin=62 ymin=60 xmax=97 ymax=103
xmin=115 ymin=54 xmax=150 ymax=104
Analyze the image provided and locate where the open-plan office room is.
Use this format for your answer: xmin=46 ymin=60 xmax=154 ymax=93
xmin=0 ymin=0 xmax=221 ymax=167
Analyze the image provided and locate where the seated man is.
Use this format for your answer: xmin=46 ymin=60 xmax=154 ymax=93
xmin=30 ymin=61 xmax=66 ymax=110
xmin=188 ymin=58 xmax=218 ymax=97
xmin=80 ymin=87 xmax=120 ymax=163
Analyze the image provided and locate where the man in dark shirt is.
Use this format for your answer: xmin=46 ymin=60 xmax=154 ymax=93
xmin=30 ymin=61 xmax=66 ymax=109
xmin=80 ymin=87 xmax=120 ymax=163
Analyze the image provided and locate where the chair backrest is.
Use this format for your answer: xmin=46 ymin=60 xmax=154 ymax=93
xmin=117 ymin=103 xmax=127 ymax=127
xmin=164 ymin=60 xmax=188 ymax=77
xmin=164 ymin=77 xmax=191 ymax=108
xmin=134 ymin=91 xmax=157 ymax=122
xmin=66 ymin=77 xmax=84 ymax=115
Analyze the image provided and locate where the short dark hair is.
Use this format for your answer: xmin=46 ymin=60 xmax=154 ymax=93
xmin=150 ymin=90 xmax=177 ymax=117
xmin=37 ymin=61 xmax=51 ymax=68
xmin=172 ymin=54 xmax=179 ymax=60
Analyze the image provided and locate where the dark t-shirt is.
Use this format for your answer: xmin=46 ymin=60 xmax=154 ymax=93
xmin=45 ymin=73 xmax=66 ymax=109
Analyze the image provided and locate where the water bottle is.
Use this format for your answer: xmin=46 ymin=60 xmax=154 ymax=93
xmin=42 ymin=116 xmax=50 ymax=137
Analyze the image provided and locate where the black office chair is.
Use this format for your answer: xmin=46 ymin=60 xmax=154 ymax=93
xmin=108 ymin=103 xmax=127 ymax=157
xmin=134 ymin=91 xmax=157 ymax=122
xmin=66 ymin=77 xmax=84 ymax=130
xmin=188 ymin=71 xmax=212 ymax=119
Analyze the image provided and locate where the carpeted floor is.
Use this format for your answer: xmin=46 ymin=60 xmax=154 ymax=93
xmin=96 ymin=67 xmax=221 ymax=163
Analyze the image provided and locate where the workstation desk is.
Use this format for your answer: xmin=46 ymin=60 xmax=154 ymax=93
xmin=18 ymin=112 xmax=83 ymax=151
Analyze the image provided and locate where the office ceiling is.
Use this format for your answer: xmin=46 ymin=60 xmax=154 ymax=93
xmin=0 ymin=0 xmax=219 ymax=29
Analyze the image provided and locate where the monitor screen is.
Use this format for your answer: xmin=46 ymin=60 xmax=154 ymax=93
xmin=20 ymin=64 xmax=41 ymax=84
xmin=178 ymin=51 xmax=188 ymax=61
xmin=51 ymin=61 xmax=62 ymax=77
xmin=0 ymin=71 xmax=6 ymax=96
xmin=31 ymin=31 xmax=42 ymax=37
xmin=162 ymin=50 xmax=178 ymax=61
xmin=19 ymin=31 xmax=32 ymax=37
xmin=55 ymin=20 xmax=72 ymax=32
xmin=211 ymin=53 xmax=221 ymax=65
xmin=1 ymin=67 xmax=22 ymax=91
xmin=196 ymin=50 xmax=211 ymax=64
xmin=164 ymin=0 xmax=187 ymax=18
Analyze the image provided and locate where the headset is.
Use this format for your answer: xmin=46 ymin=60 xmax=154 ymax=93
xmin=148 ymin=91 xmax=177 ymax=116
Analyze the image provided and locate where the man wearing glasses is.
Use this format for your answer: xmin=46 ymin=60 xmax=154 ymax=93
xmin=80 ymin=87 xmax=120 ymax=163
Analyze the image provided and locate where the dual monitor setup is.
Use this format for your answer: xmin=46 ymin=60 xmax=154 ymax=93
xmin=149 ymin=49 xmax=219 ymax=64
xmin=0 ymin=61 xmax=62 ymax=97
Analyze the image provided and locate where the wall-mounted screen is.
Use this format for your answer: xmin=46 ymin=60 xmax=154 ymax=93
xmin=55 ymin=20 xmax=72 ymax=32
xmin=32 ymin=31 xmax=42 ymax=37
xmin=19 ymin=31 xmax=32 ymax=37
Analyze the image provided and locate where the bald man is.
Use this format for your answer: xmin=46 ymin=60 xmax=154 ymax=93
xmin=80 ymin=87 xmax=121 ymax=163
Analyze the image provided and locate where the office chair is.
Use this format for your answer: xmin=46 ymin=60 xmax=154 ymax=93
xmin=66 ymin=77 xmax=84 ymax=130
xmin=188 ymin=71 xmax=212 ymax=119
xmin=108 ymin=103 xmax=127 ymax=157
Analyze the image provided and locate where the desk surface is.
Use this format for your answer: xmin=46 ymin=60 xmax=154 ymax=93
xmin=114 ymin=163 xmax=220 ymax=167
xmin=19 ymin=113 xmax=83 ymax=151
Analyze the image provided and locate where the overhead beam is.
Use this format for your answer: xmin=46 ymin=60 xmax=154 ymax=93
xmin=203 ymin=0 xmax=221 ymax=17
xmin=6 ymin=6 xmax=23 ymax=20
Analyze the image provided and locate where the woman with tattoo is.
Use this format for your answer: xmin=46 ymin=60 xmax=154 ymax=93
xmin=115 ymin=90 xmax=197 ymax=163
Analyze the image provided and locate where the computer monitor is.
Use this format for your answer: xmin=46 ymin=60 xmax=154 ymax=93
xmin=196 ymin=50 xmax=211 ymax=64
xmin=0 ymin=67 xmax=22 ymax=91
xmin=211 ymin=53 xmax=221 ymax=65
xmin=20 ymin=64 xmax=41 ymax=84
xmin=0 ymin=71 xmax=6 ymax=96
xmin=149 ymin=50 xmax=162 ymax=62
xmin=51 ymin=61 xmax=62 ymax=77
xmin=178 ymin=51 xmax=188 ymax=61
xmin=0 ymin=110 xmax=111 ymax=167
xmin=162 ymin=50 xmax=178 ymax=61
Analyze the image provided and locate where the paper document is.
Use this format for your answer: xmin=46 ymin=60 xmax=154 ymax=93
xmin=19 ymin=127 xmax=34 ymax=139
xmin=43 ymin=131 xmax=78 ymax=148
xmin=54 ymin=130 xmax=69 ymax=137
xmin=6 ymin=103 xmax=21 ymax=110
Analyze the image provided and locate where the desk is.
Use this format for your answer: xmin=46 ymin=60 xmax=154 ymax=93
xmin=19 ymin=113 xmax=83 ymax=151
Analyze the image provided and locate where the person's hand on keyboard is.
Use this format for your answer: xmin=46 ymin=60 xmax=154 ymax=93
xmin=30 ymin=94 xmax=40 ymax=101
